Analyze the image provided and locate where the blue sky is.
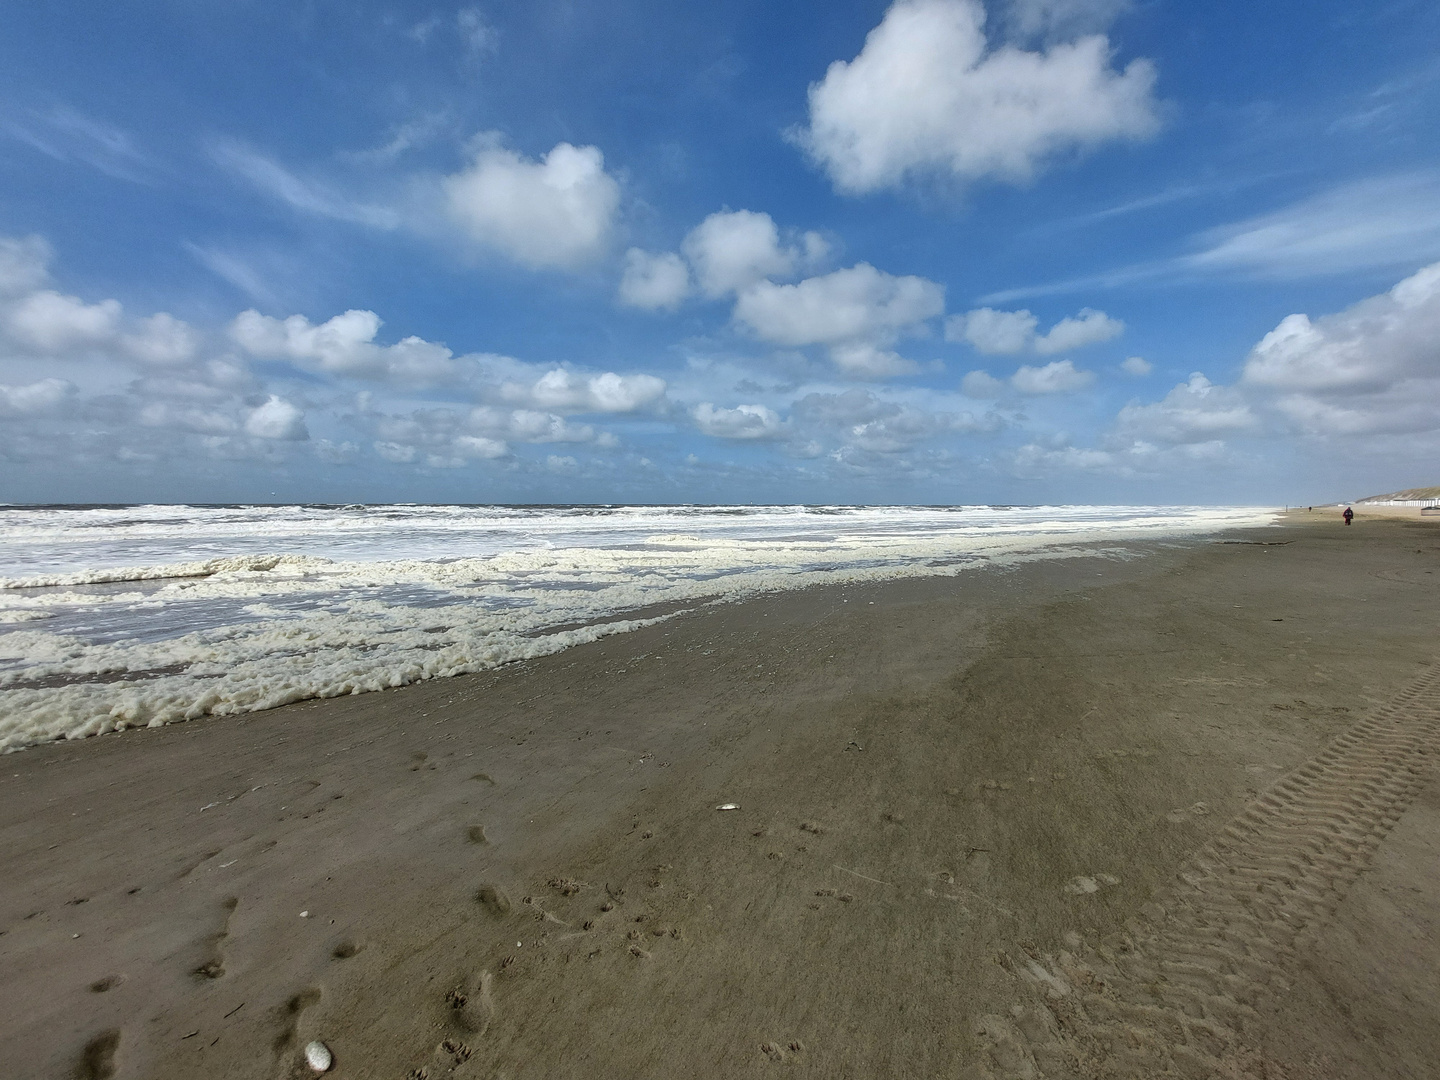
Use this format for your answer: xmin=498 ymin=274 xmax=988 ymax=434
xmin=2 ymin=0 xmax=1439 ymax=505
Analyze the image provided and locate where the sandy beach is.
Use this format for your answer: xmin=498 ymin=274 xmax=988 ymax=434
xmin=2 ymin=512 xmax=1438 ymax=1080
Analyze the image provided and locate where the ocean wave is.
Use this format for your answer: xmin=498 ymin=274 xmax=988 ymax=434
xmin=0 ymin=504 xmax=1279 ymax=751
xmin=0 ymin=553 xmax=335 ymax=590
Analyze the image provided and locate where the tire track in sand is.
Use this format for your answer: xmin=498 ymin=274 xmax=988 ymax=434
xmin=976 ymin=663 xmax=1440 ymax=1079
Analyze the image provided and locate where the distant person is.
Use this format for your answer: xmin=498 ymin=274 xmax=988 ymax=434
xmin=1343 ymin=506 xmax=1354 ymax=525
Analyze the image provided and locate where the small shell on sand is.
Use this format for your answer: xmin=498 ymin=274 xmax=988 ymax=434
xmin=304 ymin=1040 xmax=333 ymax=1072
xmin=715 ymin=803 xmax=740 ymax=811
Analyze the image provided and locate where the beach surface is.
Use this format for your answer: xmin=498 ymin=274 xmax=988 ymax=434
xmin=2 ymin=512 xmax=1438 ymax=1079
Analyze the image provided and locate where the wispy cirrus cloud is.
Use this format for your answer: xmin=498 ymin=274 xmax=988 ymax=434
xmin=1182 ymin=173 xmax=1440 ymax=277
xmin=2 ymin=105 xmax=156 ymax=184
xmin=182 ymin=243 xmax=286 ymax=308
xmin=208 ymin=140 xmax=402 ymax=229
xmin=1025 ymin=172 xmax=1287 ymax=236
xmin=980 ymin=172 xmax=1440 ymax=303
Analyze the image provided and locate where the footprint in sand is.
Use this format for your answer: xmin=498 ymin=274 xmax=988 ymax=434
xmin=75 ymin=1029 xmax=121 ymax=1080
xmin=1063 ymin=873 xmax=1121 ymax=896
xmin=436 ymin=1038 xmax=472 ymax=1066
xmin=446 ymin=972 xmax=494 ymax=1035
xmin=330 ymin=940 xmax=361 ymax=960
xmin=477 ymin=885 xmax=512 ymax=917
xmin=89 ymin=974 xmax=124 ymax=993
xmin=192 ymin=896 xmax=238 ymax=980
xmin=760 ymin=1040 xmax=805 ymax=1063
xmin=467 ymin=825 xmax=489 ymax=844
xmin=271 ymin=986 xmax=321 ymax=1056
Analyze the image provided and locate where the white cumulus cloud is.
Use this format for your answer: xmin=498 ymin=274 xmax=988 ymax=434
xmin=947 ymin=305 xmax=1122 ymax=354
xmin=1120 ymin=355 xmax=1151 ymax=375
xmin=692 ymin=402 xmax=785 ymax=440
xmin=0 ymin=377 xmax=75 ymax=415
xmin=138 ymin=402 xmax=239 ymax=436
xmin=0 ymin=232 xmax=668 ymax=476
xmin=733 ymin=262 xmax=944 ymax=376
xmin=947 ymin=307 xmax=1038 ymax=354
xmin=443 ymin=141 xmax=620 ymax=269
xmin=682 ymin=210 xmax=821 ymax=298
xmin=230 ymin=309 xmax=459 ymax=384
xmin=468 ymin=406 xmax=596 ymax=444
xmin=5 ymin=290 xmax=121 ymax=352
xmin=314 ymin=439 xmax=359 ymax=464
xmin=375 ymin=441 xmax=419 ymax=463
xmin=504 ymin=368 xmax=667 ymax=413
xmin=1011 ymin=358 xmax=1096 ymax=393
xmin=795 ymin=0 xmax=1160 ymax=194
xmin=0 ymin=235 xmax=52 ymax=295
xmin=1034 ymin=307 xmax=1124 ymax=354
xmin=618 ymin=248 xmax=690 ymax=310
xmin=789 ymin=388 xmax=998 ymax=456
xmin=1239 ymin=260 xmax=1440 ymax=436
xmin=961 ymin=370 xmax=1008 ymax=398
xmin=452 ymin=434 xmax=508 ymax=459
xmin=1012 ymin=439 xmax=1141 ymax=476
xmin=243 ymin=396 xmax=309 ymax=440
xmin=828 ymin=342 xmax=920 ymax=377
xmin=1006 ymin=272 xmax=1440 ymax=471
xmin=1114 ymin=373 xmax=1256 ymax=443
xmin=123 ymin=313 xmax=200 ymax=366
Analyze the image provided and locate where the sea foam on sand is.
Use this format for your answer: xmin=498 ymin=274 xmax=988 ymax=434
xmin=0 ymin=504 xmax=1276 ymax=751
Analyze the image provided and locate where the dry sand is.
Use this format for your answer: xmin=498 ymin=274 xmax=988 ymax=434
xmin=2 ymin=513 xmax=1438 ymax=1079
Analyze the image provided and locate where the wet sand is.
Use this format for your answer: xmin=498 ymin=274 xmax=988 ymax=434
xmin=2 ymin=513 xmax=1438 ymax=1079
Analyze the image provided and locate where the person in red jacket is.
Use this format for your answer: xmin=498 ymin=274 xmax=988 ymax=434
xmin=1343 ymin=506 xmax=1354 ymax=525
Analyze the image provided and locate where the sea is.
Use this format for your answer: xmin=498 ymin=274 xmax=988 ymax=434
xmin=0 ymin=503 xmax=1277 ymax=751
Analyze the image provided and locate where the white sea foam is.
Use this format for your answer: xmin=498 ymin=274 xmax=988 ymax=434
xmin=0 ymin=503 xmax=1276 ymax=751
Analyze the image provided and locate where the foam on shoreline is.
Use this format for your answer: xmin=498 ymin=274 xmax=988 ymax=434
xmin=0 ymin=504 xmax=1277 ymax=751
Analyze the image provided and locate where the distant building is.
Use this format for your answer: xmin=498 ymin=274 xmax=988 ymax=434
xmin=1354 ymin=485 xmax=1440 ymax=509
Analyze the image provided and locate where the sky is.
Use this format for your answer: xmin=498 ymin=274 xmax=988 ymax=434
xmin=2 ymin=0 xmax=1439 ymax=506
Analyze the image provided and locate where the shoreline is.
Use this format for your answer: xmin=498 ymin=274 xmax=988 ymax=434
xmin=1 ymin=514 xmax=1437 ymax=1078
xmin=0 ymin=510 xmax=1276 ymax=754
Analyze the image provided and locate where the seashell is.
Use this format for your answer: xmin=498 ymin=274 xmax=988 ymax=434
xmin=304 ymin=1040 xmax=333 ymax=1072
xmin=715 ymin=803 xmax=740 ymax=811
